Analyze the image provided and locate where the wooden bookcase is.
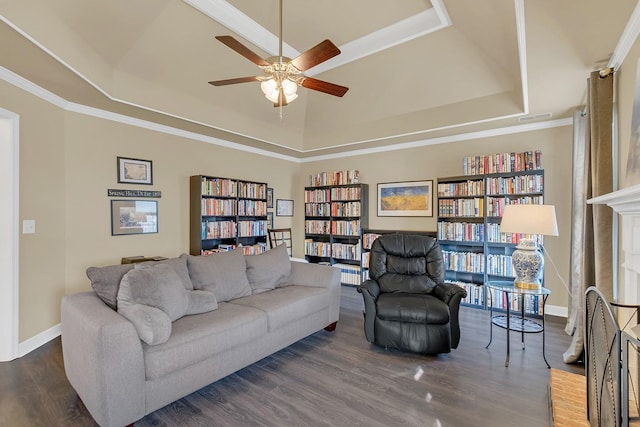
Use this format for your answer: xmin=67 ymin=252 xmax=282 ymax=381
xmin=437 ymin=169 xmax=545 ymax=315
xmin=304 ymin=183 xmax=369 ymax=285
xmin=190 ymin=175 xmax=268 ymax=255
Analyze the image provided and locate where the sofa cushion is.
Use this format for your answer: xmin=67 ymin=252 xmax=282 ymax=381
xmin=141 ymin=255 xmax=194 ymax=290
xmin=142 ymin=302 xmax=267 ymax=380
xmin=229 ymin=285 xmax=329 ymax=332
xmin=245 ymin=243 xmax=292 ymax=294
xmin=187 ymin=249 xmax=252 ymax=302
xmin=117 ymin=264 xmax=218 ymax=345
xmin=87 ymin=263 xmax=135 ymax=310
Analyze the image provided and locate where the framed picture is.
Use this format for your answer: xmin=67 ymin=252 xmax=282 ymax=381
xmin=377 ymin=180 xmax=433 ymax=217
xmin=111 ymin=199 xmax=158 ymax=235
xmin=267 ymin=187 xmax=274 ymax=208
xmin=267 ymin=211 xmax=274 ymax=229
xmin=276 ymin=199 xmax=294 ymax=216
xmin=117 ymin=157 xmax=153 ymax=185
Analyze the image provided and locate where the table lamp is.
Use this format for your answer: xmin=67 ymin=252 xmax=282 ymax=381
xmin=499 ymin=204 xmax=559 ymax=289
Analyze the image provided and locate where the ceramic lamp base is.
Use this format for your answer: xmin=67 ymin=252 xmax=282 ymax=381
xmin=511 ymin=238 xmax=544 ymax=289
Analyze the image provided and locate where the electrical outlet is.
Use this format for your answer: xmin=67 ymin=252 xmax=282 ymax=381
xmin=22 ymin=220 xmax=35 ymax=234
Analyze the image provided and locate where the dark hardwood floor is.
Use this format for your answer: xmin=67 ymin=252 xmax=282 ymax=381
xmin=0 ymin=286 xmax=583 ymax=427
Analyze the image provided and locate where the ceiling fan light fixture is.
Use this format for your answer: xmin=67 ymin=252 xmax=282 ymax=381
xmin=261 ymin=77 xmax=299 ymax=104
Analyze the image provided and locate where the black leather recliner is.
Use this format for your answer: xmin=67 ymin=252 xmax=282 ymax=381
xmin=357 ymin=234 xmax=467 ymax=354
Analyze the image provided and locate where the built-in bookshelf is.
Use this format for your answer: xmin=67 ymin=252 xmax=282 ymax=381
xmin=437 ymin=165 xmax=545 ymax=315
xmin=360 ymin=229 xmax=437 ymax=284
xmin=304 ymin=175 xmax=368 ymax=285
xmin=190 ymin=175 xmax=268 ymax=256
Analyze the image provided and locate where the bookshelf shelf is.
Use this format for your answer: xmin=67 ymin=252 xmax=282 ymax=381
xmin=437 ymin=165 xmax=545 ymax=316
xmin=190 ymin=175 xmax=268 ymax=256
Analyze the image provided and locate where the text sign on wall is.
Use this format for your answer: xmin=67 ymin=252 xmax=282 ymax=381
xmin=107 ymin=189 xmax=162 ymax=198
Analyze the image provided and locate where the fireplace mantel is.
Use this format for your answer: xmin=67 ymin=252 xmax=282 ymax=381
xmin=589 ymin=183 xmax=640 ymax=303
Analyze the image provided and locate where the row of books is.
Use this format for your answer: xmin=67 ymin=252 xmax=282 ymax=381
xmin=486 ymin=254 xmax=514 ymax=277
xmin=201 ymin=242 xmax=268 ymax=256
xmin=442 ymin=250 xmax=485 ymax=273
xmin=437 ymin=180 xmax=485 ymax=197
xmin=447 ymin=281 xmax=485 ymax=306
xmin=238 ymin=182 xmax=267 ymax=199
xmin=438 ymin=198 xmax=484 ymax=217
xmin=304 ymin=189 xmax=331 ymax=203
xmin=238 ymin=200 xmax=267 ymax=216
xmin=485 ymin=223 xmax=543 ymax=244
xmin=463 ymin=150 xmax=542 ymax=176
xmin=486 ymin=175 xmax=544 ymax=195
xmin=330 ymin=186 xmax=362 ymax=200
xmin=309 ymin=169 xmax=360 ymax=187
xmin=485 ymin=196 xmax=544 ymax=217
xmin=202 ymin=220 xmax=236 ymax=239
xmin=201 ymin=177 xmax=237 ymax=197
xmin=305 ymin=202 xmax=331 ymax=217
xmin=331 ymin=201 xmax=361 ymax=217
xmin=305 ymin=220 xmax=331 ymax=234
xmin=487 ymin=288 xmax=544 ymax=314
xmin=437 ymin=221 xmax=484 ymax=242
xmin=361 ymin=251 xmax=371 ymax=268
xmin=304 ymin=239 xmax=331 ymax=257
xmin=362 ymin=233 xmax=382 ymax=250
xmin=237 ymin=220 xmax=267 ymax=238
xmin=201 ymin=199 xmax=235 ymax=216
xmin=332 ymin=220 xmax=361 ymax=236
xmin=333 ymin=263 xmax=361 ymax=286
xmin=331 ymin=242 xmax=361 ymax=261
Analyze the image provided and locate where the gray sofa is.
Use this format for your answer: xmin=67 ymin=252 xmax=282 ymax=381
xmin=60 ymin=245 xmax=341 ymax=427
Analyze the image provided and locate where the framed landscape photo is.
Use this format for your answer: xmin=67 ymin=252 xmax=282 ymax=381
xmin=267 ymin=187 xmax=274 ymax=208
xmin=377 ymin=180 xmax=433 ymax=217
xmin=276 ymin=199 xmax=294 ymax=216
xmin=117 ymin=157 xmax=153 ymax=185
xmin=111 ymin=199 xmax=158 ymax=235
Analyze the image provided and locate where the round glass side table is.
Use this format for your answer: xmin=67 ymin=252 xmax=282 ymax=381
xmin=485 ymin=280 xmax=551 ymax=368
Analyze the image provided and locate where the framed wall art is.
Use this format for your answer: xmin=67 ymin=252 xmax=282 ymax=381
xmin=117 ymin=157 xmax=153 ymax=185
xmin=267 ymin=187 xmax=274 ymax=208
xmin=267 ymin=211 xmax=274 ymax=229
xmin=111 ymin=199 xmax=158 ymax=235
xmin=377 ymin=180 xmax=433 ymax=217
xmin=276 ymin=199 xmax=294 ymax=216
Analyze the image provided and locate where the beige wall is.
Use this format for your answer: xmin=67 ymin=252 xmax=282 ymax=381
xmin=301 ymin=125 xmax=574 ymax=308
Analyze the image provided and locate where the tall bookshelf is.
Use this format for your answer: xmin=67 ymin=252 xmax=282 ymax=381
xmin=304 ymin=183 xmax=368 ymax=285
xmin=190 ymin=175 xmax=268 ymax=255
xmin=360 ymin=229 xmax=437 ymax=284
xmin=437 ymin=166 xmax=545 ymax=314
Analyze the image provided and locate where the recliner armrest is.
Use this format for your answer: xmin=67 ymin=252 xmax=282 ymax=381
xmin=432 ymin=282 xmax=467 ymax=349
xmin=357 ymin=280 xmax=380 ymax=342
xmin=432 ymin=281 xmax=467 ymax=305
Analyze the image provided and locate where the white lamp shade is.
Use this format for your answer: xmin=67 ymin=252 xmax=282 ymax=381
xmin=500 ymin=204 xmax=559 ymax=236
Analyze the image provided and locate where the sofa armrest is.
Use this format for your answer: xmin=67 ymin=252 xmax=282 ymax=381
xmin=289 ymin=262 xmax=341 ymax=324
xmin=357 ymin=280 xmax=380 ymax=342
xmin=61 ymin=292 xmax=146 ymax=427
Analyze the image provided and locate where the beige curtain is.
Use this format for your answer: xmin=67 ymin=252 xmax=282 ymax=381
xmin=564 ymin=71 xmax=614 ymax=363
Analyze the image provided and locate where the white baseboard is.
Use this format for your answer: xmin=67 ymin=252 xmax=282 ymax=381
xmin=545 ymin=304 xmax=568 ymax=318
xmin=18 ymin=323 xmax=61 ymax=357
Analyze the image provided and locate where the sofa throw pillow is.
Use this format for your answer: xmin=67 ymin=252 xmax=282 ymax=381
xmin=186 ymin=249 xmax=252 ymax=302
xmin=140 ymin=255 xmax=194 ymax=290
xmin=87 ymin=263 xmax=135 ymax=310
xmin=245 ymin=243 xmax=292 ymax=294
xmin=117 ymin=263 xmax=218 ymax=345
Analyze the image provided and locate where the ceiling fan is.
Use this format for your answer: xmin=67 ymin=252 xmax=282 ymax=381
xmin=208 ymin=0 xmax=349 ymax=107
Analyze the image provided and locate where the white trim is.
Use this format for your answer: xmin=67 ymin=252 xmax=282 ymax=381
xmin=0 ymin=107 xmax=19 ymax=362
xmin=18 ymin=324 xmax=60 ymax=358
xmin=546 ymin=304 xmax=568 ymax=318
xmin=300 ymin=117 xmax=573 ymax=162
xmin=608 ymin=1 xmax=640 ymax=71
xmin=514 ymin=0 xmax=529 ymax=114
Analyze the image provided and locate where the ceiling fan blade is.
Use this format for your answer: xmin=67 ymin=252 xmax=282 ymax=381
xmin=208 ymin=76 xmax=260 ymax=86
xmin=215 ymin=35 xmax=270 ymax=67
xmin=290 ymin=40 xmax=340 ymax=71
xmin=273 ymin=87 xmax=288 ymax=108
xmin=301 ymin=77 xmax=349 ymax=97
